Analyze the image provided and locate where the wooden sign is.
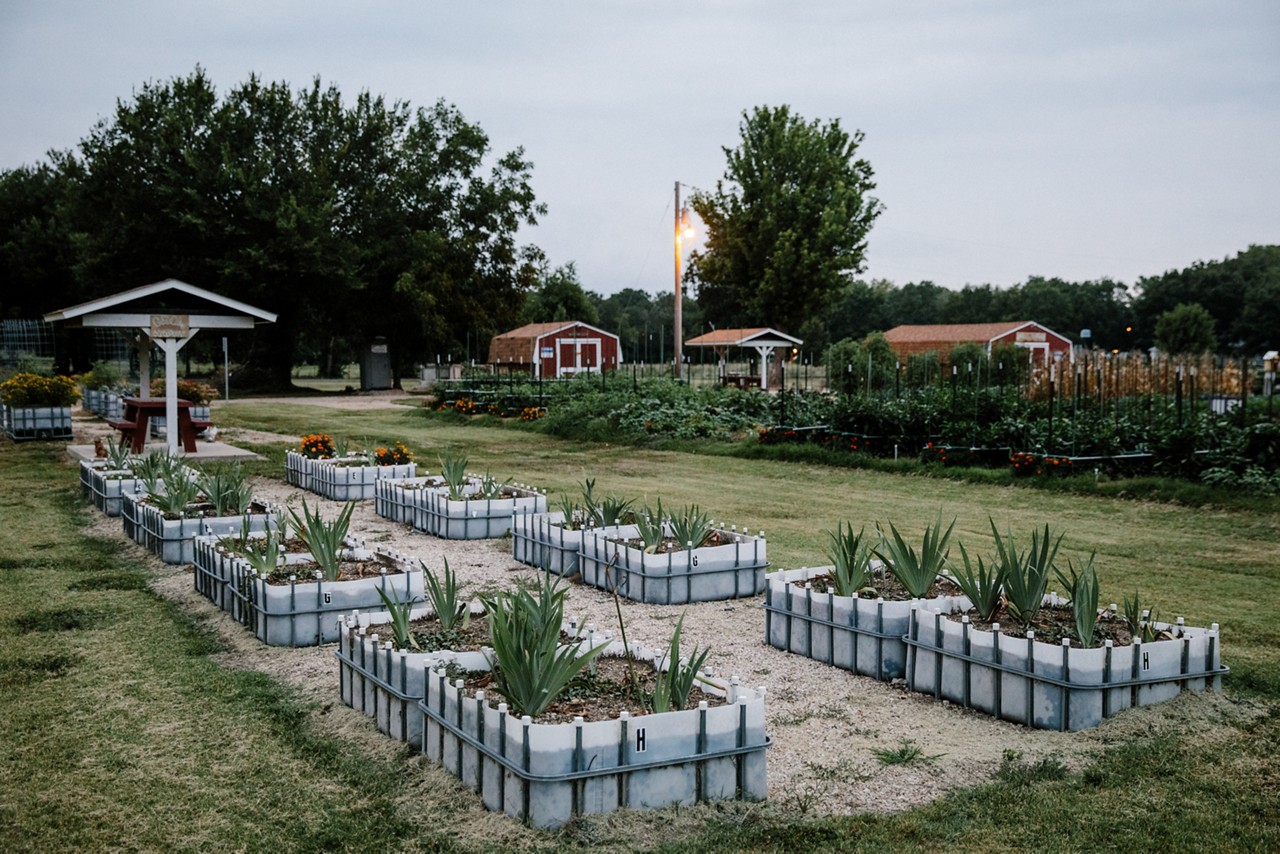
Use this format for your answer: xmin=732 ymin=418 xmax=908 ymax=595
xmin=1015 ymin=331 xmax=1046 ymax=343
xmin=150 ymin=314 xmax=190 ymax=338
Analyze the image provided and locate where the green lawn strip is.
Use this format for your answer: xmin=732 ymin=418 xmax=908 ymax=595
xmin=0 ymin=441 xmax=465 ymax=852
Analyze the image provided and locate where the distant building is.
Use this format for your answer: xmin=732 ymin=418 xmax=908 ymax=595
xmin=488 ymin=321 xmax=621 ymax=378
xmin=883 ymin=321 xmax=1074 ymax=365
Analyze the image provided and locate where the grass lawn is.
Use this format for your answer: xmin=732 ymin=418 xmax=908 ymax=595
xmin=2 ymin=401 xmax=1278 ymax=851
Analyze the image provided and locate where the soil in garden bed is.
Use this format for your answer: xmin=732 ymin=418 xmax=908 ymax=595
xmin=611 ymin=530 xmax=751 ymax=554
xmin=150 ymin=500 xmax=270 ymax=521
xmin=948 ymin=605 xmax=1144 ymax=649
xmin=800 ymin=571 xmax=963 ymax=602
xmin=265 ymin=552 xmax=407 ymax=585
xmin=463 ymin=654 xmax=727 ymax=724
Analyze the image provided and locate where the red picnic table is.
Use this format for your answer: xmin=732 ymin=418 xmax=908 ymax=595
xmin=106 ymin=397 xmax=210 ymax=453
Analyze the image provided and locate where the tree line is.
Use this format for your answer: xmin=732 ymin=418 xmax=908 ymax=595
xmin=2 ymin=73 xmax=1276 ymax=387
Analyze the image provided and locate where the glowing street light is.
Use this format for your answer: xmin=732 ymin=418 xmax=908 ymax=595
xmin=674 ymin=182 xmax=695 ymax=381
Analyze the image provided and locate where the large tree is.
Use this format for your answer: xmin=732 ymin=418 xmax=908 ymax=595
xmin=45 ymin=68 xmax=543 ymax=388
xmin=1154 ymin=303 xmax=1217 ymax=355
xmin=687 ymin=105 xmax=883 ymax=334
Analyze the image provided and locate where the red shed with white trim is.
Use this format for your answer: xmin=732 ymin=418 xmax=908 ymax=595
xmin=884 ymin=321 xmax=1074 ymax=365
xmin=488 ymin=321 xmax=621 ymax=378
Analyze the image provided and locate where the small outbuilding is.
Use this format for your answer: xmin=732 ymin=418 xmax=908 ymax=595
xmin=883 ymin=321 xmax=1074 ymax=365
xmin=488 ymin=321 xmax=621 ymax=378
xmin=685 ymin=327 xmax=803 ymax=390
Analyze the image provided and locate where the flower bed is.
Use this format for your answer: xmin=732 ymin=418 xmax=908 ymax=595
xmin=510 ymin=511 xmax=589 ymax=577
xmin=418 ymin=642 xmax=769 ymax=828
xmin=284 ymin=449 xmax=417 ymax=500
xmin=763 ymin=566 xmax=970 ymax=682
xmin=336 ymin=615 xmax=607 ymax=749
xmin=902 ymin=601 xmax=1226 ymax=730
xmin=578 ymin=526 xmax=768 ymax=605
xmin=413 ymin=486 xmax=547 ymax=540
xmin=226 ymin=539 xmax=424 ymax=646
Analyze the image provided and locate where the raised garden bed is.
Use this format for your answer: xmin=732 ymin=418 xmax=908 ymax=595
xmin=413 ymin=486 xmax=547 ymax=540
xmin=374 ymin=476 xmax=450 ymax=524
xmin=135 ymin=500 xmax=271 ymax=564
xmin=418 ymin=641 xmax=769 ymax=828
xmin=336 ymin=614 xmax=607 ymax=749
xmin=578 ymin=525 xmax=768 ymax=604
xmin=88 ymin=467 xmax=143 ymax=517
xmin=763 ymin=566 xmax=971 ymax=682
xmin=510 ymin=511 xmax=590 ymax=577
xmin=903 ymin=600 xmax=1226 ymax=730
xmin=2 ymin=405 xmax=73 ymax=441
xmin=285 ymin=450 xmax=418 ymax=500
xmin=225 ymin=539 xmax=424 ymax=647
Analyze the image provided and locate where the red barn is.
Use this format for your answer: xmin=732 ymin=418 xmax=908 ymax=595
xmin=488 ymin=321 xmax=621 ymax=378
xmin=883 ymin=321 xmax=1074 ymax=365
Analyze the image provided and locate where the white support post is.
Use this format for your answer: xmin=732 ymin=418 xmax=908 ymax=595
xmin=154 ymin=331 xmax=199 ymax=454
xmin=753 ymin=345 xmax=771 ymax=390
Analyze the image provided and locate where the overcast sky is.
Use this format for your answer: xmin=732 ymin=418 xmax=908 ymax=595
xmin=2 ymin=1 xmax=1276 ymax=298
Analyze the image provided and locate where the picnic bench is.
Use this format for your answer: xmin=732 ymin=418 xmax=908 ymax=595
xmin=110 ymin=397 xmax=205 ymax=453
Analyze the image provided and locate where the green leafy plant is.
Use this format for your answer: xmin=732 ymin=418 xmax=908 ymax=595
xmin=147 ymin=473 xmax=201 ymax=519
xmin=873 ymin=513 xmax=955 ymax=598
xmin=1122 ymin=591 xmax=1164 ymax=643
xmin=953 ymin=543 xmax=1006 ymax=621
xmin=131 ymin=449 xmax=176 ymax=493
xmin=871 ymin=738 xmax=944 ymax=766
xmin=217 ymin=513 xmax=257 ymax=554
xmin=667 ymin=504 xmax=714 ymax=550
xmin=555 ymin=494 xmax=584 ymax=529
xmin=376 ymin=585 xmax=421 ymax=650
xmin=287 ymin=499 xmax=354 ymax=582
xmin=439 ymin=450 xmax=469 ymax=499
xmin=593 ymin=494 xmax=636 ymax=527
xmin=103 ymin=437 xmax=133 ymax=470
xmin=476 ymin=471 xmax=511 ymax=500
xmin=197 ymin=463 xmax=254 ymax=518
xmin=482 ymin=573 xmax=606 ymax=718
xmin=824 ymin=522 xmax=876 ymax=598
xmin=996 ymin=521 xmax=1062 ymax=626
xmin=651 ymin=611 xmax=711 ymax=714
xmin=240 ymin=528 xmax=283 ymax=576
xmin=633 ymin=500 xmax=666 ymax=554
xmin=1057 ymin=552 xmax=1101 ymax=646
xmin=422 ymin=558 xmax=469 ymax=632
xmin=272 ymin=505 xmax=291 ymax=540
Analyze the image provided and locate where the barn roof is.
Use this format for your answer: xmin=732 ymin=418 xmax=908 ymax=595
xmin=883 ymin=321 xmax=1070 ymax=346
xmin=491 ymin=321 xmax=617 ymax=342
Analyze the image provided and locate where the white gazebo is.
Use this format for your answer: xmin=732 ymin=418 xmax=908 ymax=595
xmin=685 ymin=327 xmax=803 ymax=390
xmin=44 ymin=279 xmax=277 ymax=453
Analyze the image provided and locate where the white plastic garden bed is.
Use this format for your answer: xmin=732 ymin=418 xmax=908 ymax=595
xmin=578 ymin=526 xmax=768 ymax=604
xmin=226 ymin=540 xmax=424 ymax=646
xmin=336 ymin=614 xmax=607 ymax=749
xmin=373 ymin=476 xmax=449 ymax=524
xmin=285 ymin=450 xmax=417 ymax=500
xmin=510 ymin=511 xmax=588 ymax=577
xmin=418 ymin=641 xmax=769 ymax=828
xmin=763 ymin=566 xmax=970 ymax=682
xmin=88 ymin=468 xmax=142 ymax=517
xmin=413 ymin=486 xmax=547 ymax=540
xmin=2 ymin=405 xmax=73 ymax=440
xmin=903 ymin=600 xmax=1226 ymax=730
xmin=135 ymin=502 xmax=271 ymax=564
